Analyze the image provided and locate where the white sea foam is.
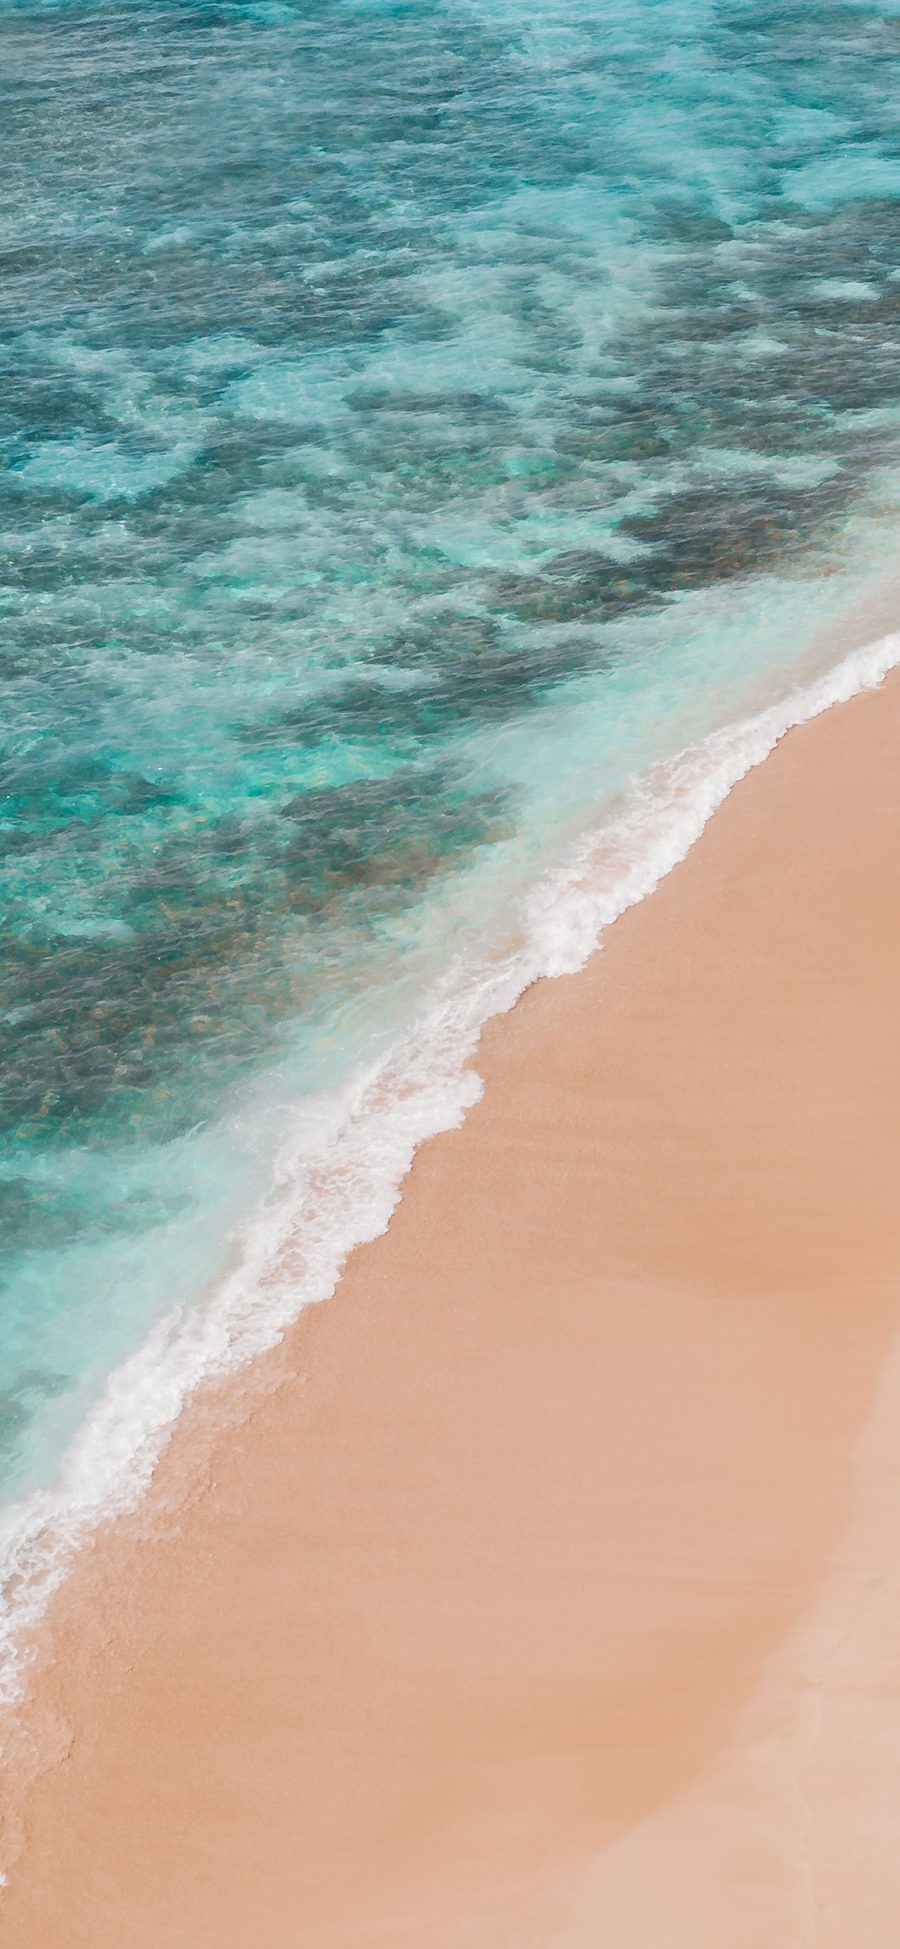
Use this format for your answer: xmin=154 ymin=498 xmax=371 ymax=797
xmin=1 ymin=625 xmax=899 ymax=1706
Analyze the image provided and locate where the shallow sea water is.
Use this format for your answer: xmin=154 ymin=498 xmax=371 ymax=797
xmin=3 ymin=0 xmax=900 ymax=1660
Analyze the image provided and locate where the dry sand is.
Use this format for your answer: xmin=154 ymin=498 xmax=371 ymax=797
xmin=3 ymin=667 xmax=900 ymax=1946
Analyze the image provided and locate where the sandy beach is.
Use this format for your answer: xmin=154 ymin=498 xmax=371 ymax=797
xmin=3 ymin=662 xmax=900 ymax=1946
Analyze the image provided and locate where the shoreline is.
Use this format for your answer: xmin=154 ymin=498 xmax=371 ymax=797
xmin=1 ymin=621 xmax=899 ymax=1717
xmin=4 ymin=658 xmax=900 ymax=1942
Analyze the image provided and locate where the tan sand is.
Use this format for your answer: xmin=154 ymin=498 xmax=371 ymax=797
xmin=3 ymin=665 xmax=900 ymax=1946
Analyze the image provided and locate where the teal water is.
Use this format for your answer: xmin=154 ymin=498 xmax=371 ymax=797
xmin=3 ymin=0 xmax=900 ymax=1656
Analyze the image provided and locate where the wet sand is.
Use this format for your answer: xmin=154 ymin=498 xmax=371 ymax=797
xmin=3 ymin=667 xmax=900 ymax=1946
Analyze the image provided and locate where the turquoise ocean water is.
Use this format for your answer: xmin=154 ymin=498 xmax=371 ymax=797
xmin=3 ymin=0 xmax=900 ymax=1682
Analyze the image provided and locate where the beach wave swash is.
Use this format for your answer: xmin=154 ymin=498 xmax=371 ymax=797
xmin=2 ymin=621 xmax=899 ymax=1706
